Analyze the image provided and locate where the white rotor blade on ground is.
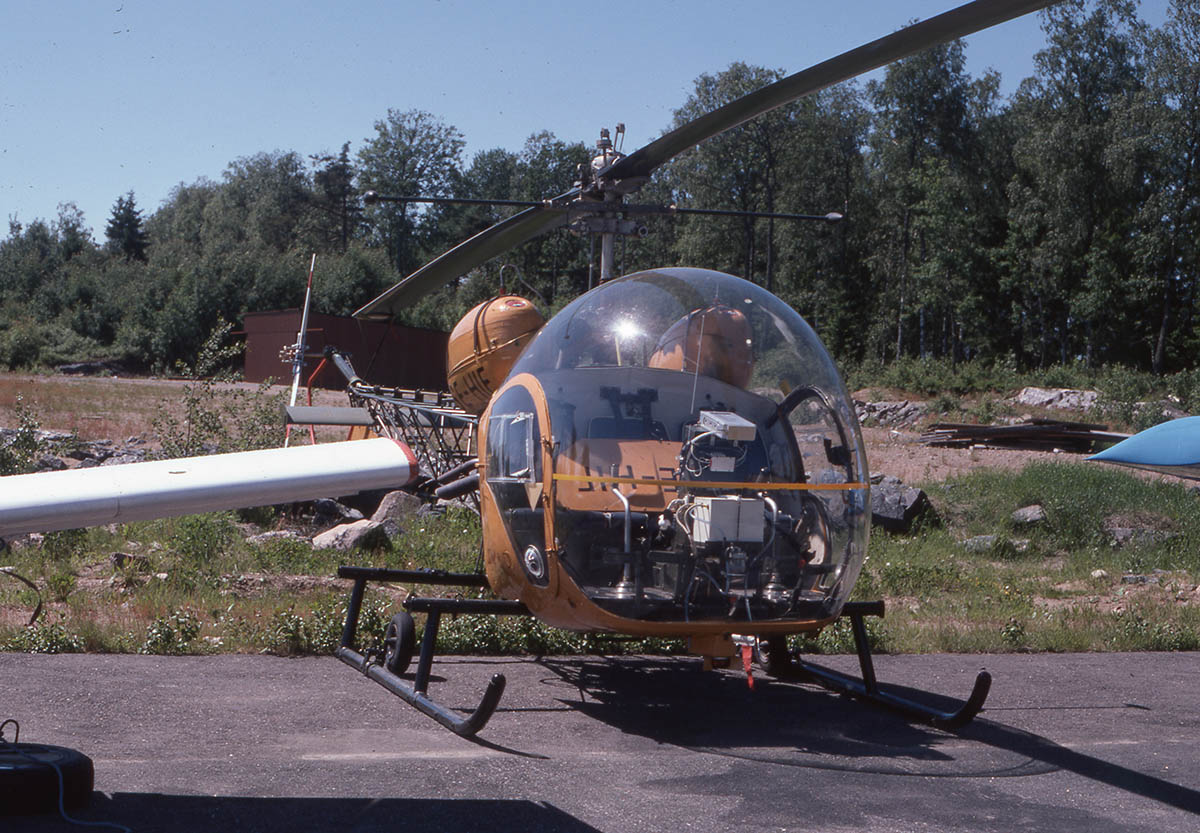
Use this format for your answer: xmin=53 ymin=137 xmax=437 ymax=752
xmin=0 ymin=437 xmax=418 ymax=538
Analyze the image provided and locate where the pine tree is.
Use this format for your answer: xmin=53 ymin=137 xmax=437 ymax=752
xmin=105 ymin=191 xmax=149 ymax=261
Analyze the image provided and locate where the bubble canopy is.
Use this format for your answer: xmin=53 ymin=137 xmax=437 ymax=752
xmin=487 ymin=267 xmax=870 ymax=627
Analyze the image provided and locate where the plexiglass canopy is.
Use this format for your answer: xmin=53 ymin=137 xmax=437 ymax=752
xmin=488 ymin=268 xmax=870 ymax=625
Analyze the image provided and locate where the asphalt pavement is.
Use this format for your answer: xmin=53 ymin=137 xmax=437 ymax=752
xmin=1 ymin=651 xmax=1197 ymax=832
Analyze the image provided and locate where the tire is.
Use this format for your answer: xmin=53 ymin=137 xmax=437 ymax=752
xmin=383 ymin=611 xmax=416 ymax=676
xmin=0 ymin=743 xmax=93 ymax=815
xmin=755 ymin=635 xmax=793 ymax=677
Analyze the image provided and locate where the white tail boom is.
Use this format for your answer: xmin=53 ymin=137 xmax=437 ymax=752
xmin=0 ymin=437 xmax=417 ymax=537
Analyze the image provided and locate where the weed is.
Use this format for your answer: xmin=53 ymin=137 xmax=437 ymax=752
xmin=798 ymin=616 xmax=889 ymax=655
xmin=4 ymin=618 xmax=85 ymax=654
xmin=1108 ymin=611 xmax=1199 ymax=651
xmin=44 ymin=570 xmax=77 ymax=603
xmin=43 ymin=528 xmax=88 ymax=562
xmin=139 ymin=609 xmax=201 ymax=655
xmin=0 ymin=397 xmax=45 ymax=475
xmin=1000 ymin=616 xmax=1027 ymax=649
xmin=969 ymin=396 xmax=996 ymax=425
xmin=307 ymin=599 xmax=347 ymax=654
xmin=265 ymin=607 xmax=309 ymax=656
xmin=153 ymin=321 xmax=284 ymax=457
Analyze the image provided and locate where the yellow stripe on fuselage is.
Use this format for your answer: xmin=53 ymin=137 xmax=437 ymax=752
xmin=551 ymin=473 xmax=866 ymax=491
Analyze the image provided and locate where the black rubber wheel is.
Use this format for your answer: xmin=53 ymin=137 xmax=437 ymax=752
xmin=0 ymin=743 xmax=93 ymax=815
xmin=383 ymin=611 xmax=416 ymax=676
xmin=755 ymin=635 xmax=793 ymax=677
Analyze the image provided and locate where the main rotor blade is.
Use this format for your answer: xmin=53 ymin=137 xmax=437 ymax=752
xmin=602 ymin=0 xmax=1057 ymax=182
xmin=353 ymin=202 xmax=573 ymax=319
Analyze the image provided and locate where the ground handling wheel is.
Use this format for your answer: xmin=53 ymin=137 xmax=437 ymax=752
xmin=754 ymin=635 xmax=794 ymax=677
xmin=0 ymin=743 xmax=94 ymax=815
xmin=383 ymin=611 xmax=416 ymax=676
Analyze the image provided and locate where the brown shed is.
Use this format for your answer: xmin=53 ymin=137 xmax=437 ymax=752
xmin=242 ymin=310 xmax=449 ymax=391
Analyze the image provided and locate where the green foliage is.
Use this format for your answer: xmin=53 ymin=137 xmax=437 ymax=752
xmin=153 ymin=322 xmax=285 ymax=457
xmin=5 ymin=618 xmax=85 ymax=654
xmin=934 ymin=462 xmax=1200 ymax=570
xmin=105 ymin=191 xmax=149 ymax=262
xmin=0 ymin=398 xmax=45 ymax=475
xmin=140 ymin=610 xmax=201 ymax=654
xmin=435 ymin=614 xmax=686 ymax=656
xmin=43 ymin=528 xmax=88 ymax=562
xmin=1107 ymin=611 xmax=1199 ymax=652
xmin=261 ymin=596 xmax=390 ymax=656
xmin=799 ymin=616 xmax=889 ymax=655
xmin=43 ymin=570 xmax=77 ymax=604
xmin=265 ymin=607 xmax=309 ymax=655
xmin=169 ymin=514 xmax=238 ymax=565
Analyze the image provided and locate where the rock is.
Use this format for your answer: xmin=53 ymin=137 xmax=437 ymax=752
xmin=1091 ymin=569 xmax=1109 ymax=580
xmin=1121 ymin=574 xmax=1160 ymax=585
xmin=1011 ymin=387 xmax=1099 ymax=411
xmin=100 ymin=451 xmax=147 ymax=466
xmin=371 ymin=490 xmax=423 ymax=526
xmin=109 ymin=552 xmax=148 ymax=569
xmin=1105 ymin=527 xmax=1176 ymax=548
xmin=312 ymin=519 xmax=387 ymax=551
xmin=34 ymin=454 xmax=67 ymax=472
xmin=963 ymin=535 xmax=998 ymax=553
xmin=870 ymin=476 xmax=931 ymax=532
xmin=1011 ymin=504 xmax=1046 ymax=526
xmin=313 ymin=498 xmax=363 ymax=524
xmin=856 ymin=400 xmax=928 ymax=427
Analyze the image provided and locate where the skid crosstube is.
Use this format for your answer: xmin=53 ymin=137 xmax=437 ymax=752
xmin=335 ymin=566 xmax=528 ymax=737
xmin=790 ymin=600 xmax=991 ymax=731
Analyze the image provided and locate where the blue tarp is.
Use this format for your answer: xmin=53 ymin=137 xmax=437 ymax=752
xmin=1088 ymin=416 xmax=1200 ymax=480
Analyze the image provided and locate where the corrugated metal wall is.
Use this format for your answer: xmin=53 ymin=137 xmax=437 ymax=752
xmin=243 ymin=310 xmax=449 ymax=390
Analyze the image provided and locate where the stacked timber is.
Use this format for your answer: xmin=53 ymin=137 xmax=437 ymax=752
xmin=920 ymin=418 xmax=1129 ymax=453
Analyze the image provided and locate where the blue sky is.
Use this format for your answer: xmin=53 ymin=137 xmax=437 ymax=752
xmin=1 ymin=1 xmax=1168 ymax=240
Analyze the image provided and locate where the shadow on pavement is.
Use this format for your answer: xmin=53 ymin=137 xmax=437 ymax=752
xmin=10 ymin=795 xmax=602 ymax=833
xmin=536 ymin=655 xmax=1200 ymax=814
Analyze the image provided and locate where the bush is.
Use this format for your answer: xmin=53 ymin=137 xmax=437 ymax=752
xmin=0 ymin=399 xmax=45 ymax=475
xmin=5 ymin=619 xmax=85 ymax=654
xmin=153 ymin=321 xmax=285 ymax=457
xmin=139 ymin=610 xmax=201 ymax=654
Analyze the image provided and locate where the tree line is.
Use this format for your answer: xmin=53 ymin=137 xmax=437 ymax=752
xmin=1 ymin=0 xmax=1196 ymax=378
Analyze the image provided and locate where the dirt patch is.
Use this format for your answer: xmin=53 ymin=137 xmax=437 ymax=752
xmin=861 ymin=426 xmax=1075 ymax=485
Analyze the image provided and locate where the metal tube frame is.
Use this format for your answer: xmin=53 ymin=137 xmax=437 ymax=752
xmin=790 ymin=600 xmax=991 ymax=731
xmin=334 ymin=566 xmax=529 ymax=737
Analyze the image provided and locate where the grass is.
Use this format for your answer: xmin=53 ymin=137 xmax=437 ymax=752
xmin=838 ymin=461 xmax=1200 ymax=654
xmin=3 ymin=462 xmax=1197 ymax=658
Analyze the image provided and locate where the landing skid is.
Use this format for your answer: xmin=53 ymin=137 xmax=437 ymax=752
xmin=335 ymin=566 xmax=528 ymax=737
xmin=787 ymin=600 xmax=991 ymax=731
xmin=336 ymin=572 xmax=988 ymax=737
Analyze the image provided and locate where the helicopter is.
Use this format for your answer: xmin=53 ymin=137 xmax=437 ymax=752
xmin=0 ymin=0 xmax=1058 ymax=739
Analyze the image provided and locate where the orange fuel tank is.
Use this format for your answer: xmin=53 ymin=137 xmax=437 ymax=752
xmin=447 ymin=296 xmax=544 ymax=415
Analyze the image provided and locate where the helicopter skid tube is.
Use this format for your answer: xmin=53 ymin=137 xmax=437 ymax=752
xmin=335 ymin=567 xmax=529 ymax=737
xmin=334 ymin=644 xmax=507 ymax=737
xmin=791 ymin=601 xmax=991 ymax=731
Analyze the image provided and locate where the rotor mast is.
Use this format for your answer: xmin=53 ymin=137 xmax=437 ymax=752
xmin=590 ymin=126 xmax=624 ymax=283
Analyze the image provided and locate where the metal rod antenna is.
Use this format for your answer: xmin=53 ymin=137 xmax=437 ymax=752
xmin=285 ymin=253 xmax=317 ymax=447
